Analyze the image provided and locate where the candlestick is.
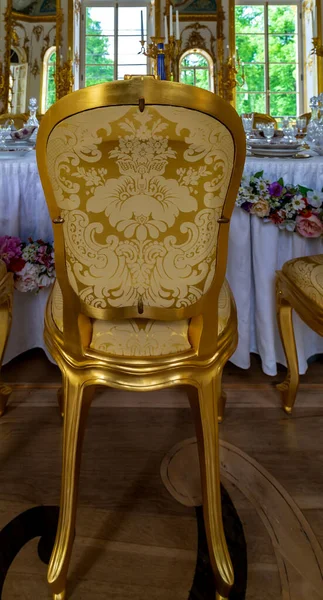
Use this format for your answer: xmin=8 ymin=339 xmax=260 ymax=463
xmin=164 ymin=15 xmax=168 ymax=44
xmin=141 ymin=10 xmax=144 ymax=41
xmin=175 ymin=10 xmax=180 ymax=40
xmin=169 ymin=5 xmax=173 ymax=37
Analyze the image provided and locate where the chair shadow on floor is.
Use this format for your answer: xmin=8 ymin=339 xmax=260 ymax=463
xmin=0 ymin=484 xmax=247 ymax=599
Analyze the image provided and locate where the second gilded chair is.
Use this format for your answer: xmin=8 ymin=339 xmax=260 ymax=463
xmin=0 ymin=260 xmax=14 ymax=417
xmin=36 ymin=78 xmax=246 ymax=600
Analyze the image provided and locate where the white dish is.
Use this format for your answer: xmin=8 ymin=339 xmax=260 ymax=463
xmin=250 ymin=147 xmax=301 ymax=158
xmin=0 ymin=146 xmax=34 ymax=159
xmin=249 ymin=140 xmax=301 ymax=151
xmin=4 ymin=139 xmax=34 ymax=147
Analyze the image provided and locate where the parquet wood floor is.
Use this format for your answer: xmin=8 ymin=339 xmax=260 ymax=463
xmin=0 ymin=350 xmax=323 ymax=598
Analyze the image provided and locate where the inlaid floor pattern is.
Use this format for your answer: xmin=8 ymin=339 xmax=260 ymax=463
xmin=0 ymin=353 xmax=323 ymax=599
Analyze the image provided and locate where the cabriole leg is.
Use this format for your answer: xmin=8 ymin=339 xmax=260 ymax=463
xmin=48 ymin=377 xmax=93 ymax=599
xmin=189 ymin=374 xmax=234 ymax=598
xmin=276 ymin=284 xmax=299 ymax=414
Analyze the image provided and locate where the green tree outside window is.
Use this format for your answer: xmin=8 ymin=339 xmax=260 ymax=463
xmin=235 ymin=4 xmax=299 ymax=118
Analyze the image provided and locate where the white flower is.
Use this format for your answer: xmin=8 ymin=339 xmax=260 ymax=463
xmin=38 ymin=273 xmax=55 ymax=288
xmin=307 ymin=191 xmax=323 ymax=209
xmin=22 ymin=243 xmax=38 ymax=261
xmin=255 ymin=179 xmax=269 ymax=194
xmin=15 ymin=263 xmax=42 ymax=293
xmin=291 ymin=195 xmax=306 ymax=211
xmin=284 ymin=203 xmax=296 ymax=219
xmin=278 ymin=220 xmax=296 ymax=232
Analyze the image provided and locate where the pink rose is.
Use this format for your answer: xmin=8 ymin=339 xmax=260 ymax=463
xmin=295 ymin=214 xmax=323 ymax=238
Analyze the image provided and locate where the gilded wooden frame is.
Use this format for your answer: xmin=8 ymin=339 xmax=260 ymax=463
xmin=276 ymin=266 xmax=323 ymax=414
xmin=36 ymin=78 xmax=246 ymax=600
xmin=0 ymin=0 xmax=63 ymax=113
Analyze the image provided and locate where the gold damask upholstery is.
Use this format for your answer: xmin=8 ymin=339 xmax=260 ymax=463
xmin=276 ymin=254 xmax=323 ymax=414
xmin=0 ymin=259 xmax=14 ymax=417
xmin=36 ymin=78 xmax=246 ymax=600
xmin=50 ymin=278 xmax=232 ymax=356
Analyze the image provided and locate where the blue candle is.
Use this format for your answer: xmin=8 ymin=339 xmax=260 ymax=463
xmin=141 ymin=10 xmax=144 ymax=41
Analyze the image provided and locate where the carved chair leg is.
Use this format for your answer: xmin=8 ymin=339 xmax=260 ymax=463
xmin=276 ymin=287 xmax=299 ymax=414
xmin=48 ymin=376 xmax=94 ymax=600
xmin=189 ymin=374 xmax=234 ymax=599
xmin=0 ymin=385 xmax=12 ymax=417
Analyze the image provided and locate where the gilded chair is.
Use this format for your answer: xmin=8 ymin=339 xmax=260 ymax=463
xmin=245 ymin=112 xmax=278 ymax=129
xmin=298 ymin=112 xmax=311 ymax=125
xmin=276 ymin=255 xmax=323 ymax=414
xmin=0 ymin=260 xmax=14 ymax=417
xmin=0 ymin=113 xmax=28 ymax=129
xmin=36 ymin=78 xmax=246 ymax=600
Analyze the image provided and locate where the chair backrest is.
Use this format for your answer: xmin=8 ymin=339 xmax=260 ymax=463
xmin=248 ymin=112 xmax=278 ymax=129
xmin=0 ymin=113 xmax=28 ymax=129
xmin=37 ymin=79 xmax=245 ymax=353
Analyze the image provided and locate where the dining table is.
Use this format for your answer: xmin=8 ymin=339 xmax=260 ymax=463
xmin=1 ymin=150 xmax=323 ymax=376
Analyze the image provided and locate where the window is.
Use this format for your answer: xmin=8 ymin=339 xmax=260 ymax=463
xmin=179 ymin=50 xmax=214 ymax=92
xmin=9 ymin=48 xmax=27 ymax=114
xmin=42 ymin=47 xmax=56 ymax=113
xmin=81 ymin=3 xmax=148 ymax=87
xmin=235 ymin=2 xmax=302 ymax=118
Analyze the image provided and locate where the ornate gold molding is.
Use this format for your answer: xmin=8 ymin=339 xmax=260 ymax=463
xmin=56 ymin=60 xmax=74 ymax=99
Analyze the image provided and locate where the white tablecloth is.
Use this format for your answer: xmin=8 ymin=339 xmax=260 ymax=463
xmin=1 ymin=152 xmax=323 ymax=375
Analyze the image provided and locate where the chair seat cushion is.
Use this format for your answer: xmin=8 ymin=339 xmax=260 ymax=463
xmin=50 ymin=279 xmax=232 ymax=357
xmin=282 ymin=254 xmax=323 ymax=310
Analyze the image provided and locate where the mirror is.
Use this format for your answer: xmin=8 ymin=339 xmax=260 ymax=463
xmin=0 ymin=0 xmax=58 ymax=116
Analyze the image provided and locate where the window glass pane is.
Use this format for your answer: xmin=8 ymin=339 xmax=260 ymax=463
xmin=195 ymin=69 xmax=210 ymax=90
xmin=269 ymin=64 xmax=297 ymax=92
xmin=46 ymin=52 xmax=56 ymax=111
xmin=270 ymin=93 xmax=297 ymax=117
xmin=268 ymin=35 xmax=297 ymax=62
xmin=268 ymin=5 xmax=297 ymax=34
xmin=85 ymin=64 xmax=114 ymax=86
xmin=118 ymin=64 xmax=147 ymax=80
xmin=85 ymin=36 xmax=114 ymax=64
xmin=180 ymin=69 xmax=194 ymax=86
xmin=236 ymin=92 xmax=266 ymax=115
xmin=235 ymin=6 xmax=264 ymax=34
xmin=182 ymin=53 xmax=208 ymax=68
xmin=118 ymin=6 xmax=146 ymax=36
xmin=243 ymin=64 xmax=265 ymax=92
xmin=86 ymin=7 xmax=114 ymax=36
xmin=118 ymin=36 xmax=147 ymax=66
xmin=236 ymin=34 xmax=265 ymax=63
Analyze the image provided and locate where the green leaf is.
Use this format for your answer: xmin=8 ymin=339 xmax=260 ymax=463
xmin=254 ymin=170 xmax=264 ymax=179
xmin=298 ymin=185 xmax=312 ymax=196
xmin=277 ymin=177 xmax=284 ymax=186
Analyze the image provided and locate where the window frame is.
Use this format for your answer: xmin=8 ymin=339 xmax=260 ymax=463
xmin=179 ymin=49 xmax=214 ymax=92
xmin=235 ymin=0 xmax=304 ymax=117
xmin=41 ymin=46 xmax=56 ymax=114
xmin=80 ymin=0 xmax=150 ymax=87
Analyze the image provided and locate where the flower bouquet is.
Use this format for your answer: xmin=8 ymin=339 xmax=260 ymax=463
xmin=0 ymin=236 xmax=55 ymax=293
xmin=237 ymin=171 xmax=323 ymax=238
